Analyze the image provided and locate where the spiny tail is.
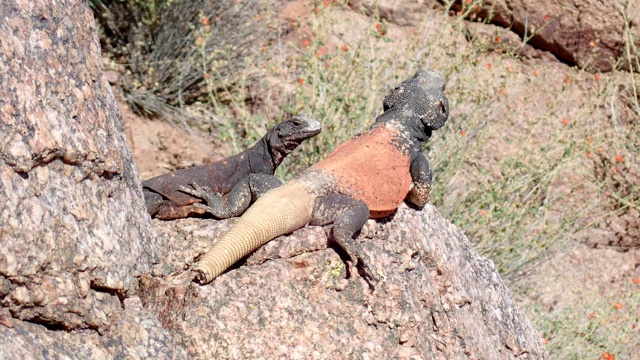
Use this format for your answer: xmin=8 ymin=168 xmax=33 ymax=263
xmin=194 ymin=181 xmax=315 ymax=284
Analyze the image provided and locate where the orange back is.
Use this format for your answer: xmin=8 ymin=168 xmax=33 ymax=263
xmin=311 ymin=125 xmax=411 ymax=218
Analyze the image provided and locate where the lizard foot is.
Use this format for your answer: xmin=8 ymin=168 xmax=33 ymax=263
xmin=178 ymin=181 xmax=225 ymax=216
xmin=333 ymin=229 xmax=379 ymax=283
xmin=406 ymin=182 xmax=430 ymax=209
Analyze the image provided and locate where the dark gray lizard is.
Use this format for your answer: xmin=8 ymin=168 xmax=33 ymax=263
xmin=142 ymin=114 xmax=321 ymax=219
xmin=191 ymin=70 xmax=449 ymax=284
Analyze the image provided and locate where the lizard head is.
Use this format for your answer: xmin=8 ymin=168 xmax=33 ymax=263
xmin=267 ymin=114 xmax=321 ymax=165
xmin=383 ymin=69 xmax=449 ymax=131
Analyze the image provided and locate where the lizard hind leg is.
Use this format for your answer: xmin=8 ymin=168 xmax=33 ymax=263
xmin=143 ymin=188 xmax=163 ymax=217
xmin=310 ymin=194 xmax=378 ymax=282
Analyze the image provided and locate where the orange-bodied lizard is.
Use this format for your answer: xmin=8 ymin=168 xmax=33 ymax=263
xmin=189 ymin=70 xmax=449 ymax=284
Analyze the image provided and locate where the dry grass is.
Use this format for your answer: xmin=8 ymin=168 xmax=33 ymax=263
xmin=95 ymin=1 xmax=639 ymax=358
xmin=91 ymin=0 xmax=264 ymax=126
xmin=530 ymin=271 xmax=640 ymax=358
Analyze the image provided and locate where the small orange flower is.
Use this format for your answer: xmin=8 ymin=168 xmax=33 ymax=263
xmin=544 ymin=15 xmax=550 ymax=22
xmin=494 ymin=36 xmax=501 ymax=43
xmin=290 ymin=20 xmax=297 ymax=27
xmin=590 ymin=40 xmax=596 ymax=47
xmin=260 ymin=45 xmax=267 ymax=52
xmin=498 ymin=87 xmax=505 ymax=95
xmin=201 ymin=17 xmax=209 ymax=25
xmin=298 ymin=78 xmax=305 ymax=85
xmin=605 ymin=191 xmax=610 ymax=197
xmin=615 ymin=155 xmax=623 ymax=163
xmin=303 ymin=39 xmax=310 ymax=47
xmin=602 ymin=352 xmax=615 ymax=360
xmin=562 ymin=118 xmax=570 ymax=126
xmin=313 ymin=7 xmax=318 ymax=13
xmin=460 ymin=130 xmax=467 ymax=136
xmin=563 ymin=76 xmax=572 ymax=84
xmin=588 ymin=311 xmax=596 ymax=319
xmin=507 ymin=67 xmax=514 ymax=73
xmin=595 ymin=74 xmax=601 ymax=81
xmin=586 ymin=151 xmax=592 ymax=158
xmin=611 ymin=167 xmax=618 ymax=174
xmin=543 ymin=338 xmax=549 ymax=344
xmin=196 ymin=37 xmax=204 ymax=46
xmin=597 ymin=147 xmax=604 ymax=153
xmin=204 ymin=73 xmax=210 ymax=79
xmin=533 ymin=70 xmax=540 ymax=76
xmin=315 ymin=49 xmax=324 ymax=58
xmin=456 ymin=10 xmax=463 ymax=16
xmin=341 ymin=44 xmax=349 ymax=51
xmin=323 ymin=0 xmax=330 ymax=5
xmin=632 ymin=277 xmax=640 ymax=284
xmin=485 ymin=63 xmax=492 ymax=70
xmin=478 ymin=209 xmax=486 ymax=216
xmin=465 ymin=0 xmax=472 ymax=3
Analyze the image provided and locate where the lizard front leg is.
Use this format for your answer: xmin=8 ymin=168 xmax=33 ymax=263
xmin=310 ymin=194 xmax=378 ymax=282
xmin=179 ymin=174 xmax=283 ymax=219
xmin=406 ymin=152 xmax=432 ymax=208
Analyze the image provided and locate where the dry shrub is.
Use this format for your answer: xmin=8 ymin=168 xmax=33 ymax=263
xmin=590 ymin=76 xmax=640 ymax=249
xmin=90 ymin=0 xmax=266 ymax=124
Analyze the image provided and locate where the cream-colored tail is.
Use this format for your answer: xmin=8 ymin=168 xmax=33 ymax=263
xmin=194 ymin=181 xmax=315 ymax=284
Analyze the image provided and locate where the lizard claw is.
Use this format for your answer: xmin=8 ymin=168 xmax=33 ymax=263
xmin=331 ymin=227 xmax=380 ymax=284
xmin=338 ymin=242 xmax=379 ymax=283
xmin=178 ymin=181 xmax=226 ymax=217
xmin=177 ymin=183 xmax=196 ymax=196
xmin=177 ymin=181 xmax=211 ymax=197
xmin=354 ymin=255 xmax=380 ymax=283
xmin=179 ymin=182 xmax=223 ymax=206
xmin=192 ymin=201 xmax=221 ymax=212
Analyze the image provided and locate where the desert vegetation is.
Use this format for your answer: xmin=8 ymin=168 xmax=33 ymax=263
xmin=92 ymin=0 xmax=639 ymax=358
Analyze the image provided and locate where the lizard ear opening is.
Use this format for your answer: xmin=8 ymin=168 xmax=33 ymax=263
xmin=440 ymin=99 xmax=447 ymax=115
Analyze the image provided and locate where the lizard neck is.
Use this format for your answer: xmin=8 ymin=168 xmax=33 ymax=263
xmin=263 ymin=132 xmax=289 ymax=169
xmin=402 ymin=118 xmax=432 ymax=144
xmin=372 ymin=108 xmax=431 ymax=156
xmin=246 ymin=136 xmax=278 ymax=175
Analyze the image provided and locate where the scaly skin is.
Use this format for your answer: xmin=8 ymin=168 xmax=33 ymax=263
xmin=194 ymin=70 xmax=449 ymax=284
xmin=141 ymin=114 xmax=320 ymax=219
xmin=195 ymin=180 xmax=316 ymax=280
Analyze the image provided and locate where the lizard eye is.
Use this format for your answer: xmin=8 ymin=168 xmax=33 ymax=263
xmin=292 ymin=119 xmax=302 ymax=126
